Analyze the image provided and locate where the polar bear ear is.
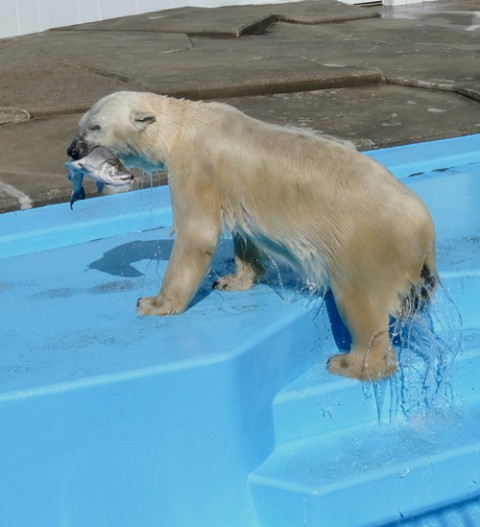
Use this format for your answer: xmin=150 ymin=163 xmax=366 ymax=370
xmin=131 ymin=111 xmax=157 ymax=130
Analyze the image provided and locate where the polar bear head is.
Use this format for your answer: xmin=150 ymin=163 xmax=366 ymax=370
xmin=67 ymin=91 xmax=165 ymax=173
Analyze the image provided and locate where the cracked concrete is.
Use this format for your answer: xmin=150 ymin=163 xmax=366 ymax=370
xmin=63 ymin=0 xmax=379 ymax=37
xmin=0 ymin=0 xmax=479 ymax=213
xmin=221 ymin=84 xmax=480 ymax=149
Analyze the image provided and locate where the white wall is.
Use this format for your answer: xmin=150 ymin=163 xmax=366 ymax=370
xmin=0 ymin=0 xmax=436 ymax=39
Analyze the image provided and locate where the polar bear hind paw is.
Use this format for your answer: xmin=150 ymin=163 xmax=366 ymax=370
xmin=327 ymin=349 xmax=397 ymax=381
xmin=213 ymin=273 xmax=257 ymax=292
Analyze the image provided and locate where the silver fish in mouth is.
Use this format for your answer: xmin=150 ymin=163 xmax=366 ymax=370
xmin=64 ymin=146 xmax=134 ymax=209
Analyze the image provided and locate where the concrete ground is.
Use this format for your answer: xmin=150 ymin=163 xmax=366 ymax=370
xmin=0 ymin=0 xmax=479 ymax=212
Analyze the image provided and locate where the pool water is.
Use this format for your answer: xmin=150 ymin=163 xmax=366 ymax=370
xmin=0 ymin=134 xmax=479 ymax=526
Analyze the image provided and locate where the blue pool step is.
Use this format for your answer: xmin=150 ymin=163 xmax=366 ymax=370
xmin=249 ymin=320 xmax=480 ymax=526
xmin=249 ymin=401 xmax=480 ymax=527
xmin=271 ymin=330 xmax=480 ymax=447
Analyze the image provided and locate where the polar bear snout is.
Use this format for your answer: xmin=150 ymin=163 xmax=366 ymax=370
xmin=67 ymin=135 xmax=91 ymax=160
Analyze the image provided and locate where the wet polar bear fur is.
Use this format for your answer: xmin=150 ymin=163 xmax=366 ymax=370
xmin=67 ymin=91 xmax=437 ymax=381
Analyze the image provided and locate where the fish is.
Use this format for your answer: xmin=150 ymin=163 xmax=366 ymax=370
xmin=64 ymin=146 xmax=134 ymax=209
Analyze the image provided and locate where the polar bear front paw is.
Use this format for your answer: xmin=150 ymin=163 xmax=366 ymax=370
xmin=137 ymin=296 xmax=179 ymax=316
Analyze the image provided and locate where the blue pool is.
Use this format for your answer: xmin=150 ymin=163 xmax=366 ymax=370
xmin=1 ymin=135 xmax=479 ymax=526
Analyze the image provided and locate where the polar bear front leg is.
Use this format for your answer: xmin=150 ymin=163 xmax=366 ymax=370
xmin=327 ymin=286 xmax=397 ymax=381
xmin=137 ymin=227 xmax=220 ymax=316
xmin=213 ymin=233 xmax=265 ymax=292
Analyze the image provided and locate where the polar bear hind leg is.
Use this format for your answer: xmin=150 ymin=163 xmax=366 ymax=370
xmin=327 ymin=249 xmax=437 ymax=381
xmin=327 ymin=282 xmax=397 ymax=381
xmin=213 ymin=233 xmax=266 ymax=291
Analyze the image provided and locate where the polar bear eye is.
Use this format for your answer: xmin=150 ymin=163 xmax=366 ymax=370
xmin=90 ymin=124 xmax=102 ymax=132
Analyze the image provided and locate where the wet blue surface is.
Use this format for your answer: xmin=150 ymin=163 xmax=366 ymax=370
xmin=0 ymin=135 xmax=479 ymax=526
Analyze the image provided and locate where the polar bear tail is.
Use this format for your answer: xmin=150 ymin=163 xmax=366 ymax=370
xmin=400 ymin=252 xmax=438 ymax=318
xmin=419 ymin=257 xmax=438 ymax=302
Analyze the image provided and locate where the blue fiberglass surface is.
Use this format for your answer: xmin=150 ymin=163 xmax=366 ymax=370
xmin=0 ymin=134 xmax=479 ymax=527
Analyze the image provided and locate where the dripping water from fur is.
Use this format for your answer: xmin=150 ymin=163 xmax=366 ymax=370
xmin=261 ymin=251 xmax=322 ymax=307
xmin=138 ymin=169 xmax=155 ymax=212
xmin=263 ymin=253 xmax=310 ymax=305
xmin=363 ymin=283 xmax=463 ymax=422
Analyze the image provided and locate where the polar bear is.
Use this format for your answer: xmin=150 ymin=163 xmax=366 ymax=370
xmin=67 ymin=91 xmax=437 ymax=381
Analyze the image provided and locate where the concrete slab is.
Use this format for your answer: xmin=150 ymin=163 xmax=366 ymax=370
xmin=266 ymin=19 xmax=480 ymax=96
xmin=2 ymin=5 xmax=477 ymax=115
xmin=43 ymin=28 xmax=383 ymax=100
xmin=0 ymin=32 xmax=189 ymax=115
xmin=221 ymin=85 xmax=480 ymax=150
xmin=62 ymin=0 xmax=379 ymax=37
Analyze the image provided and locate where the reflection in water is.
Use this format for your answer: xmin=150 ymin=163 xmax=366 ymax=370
xmin=88 ymin=238 xmax=169 ymax=278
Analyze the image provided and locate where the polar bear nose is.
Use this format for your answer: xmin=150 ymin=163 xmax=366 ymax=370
xmin=67 ymin=138 xmax=88 ymax=160
xmin=67 ymin=139 xmax=79 ymax=159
